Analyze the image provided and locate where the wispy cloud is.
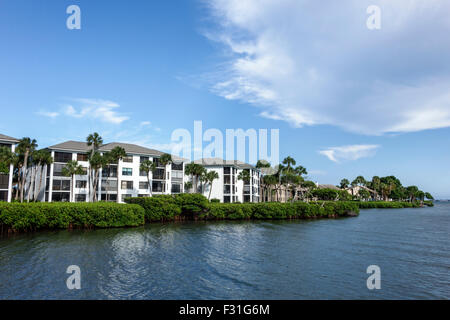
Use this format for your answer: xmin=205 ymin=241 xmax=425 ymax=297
xmin=36 ymin=111 xmax=60 ymax=119
xmin=319 ymin=144 xmax=380 ymax=163
xmin=140 ymin=121 xmax=151 ymax=127
xmin=204 ymin=0 xmax=450 ymax=135
xmin=63 ymin=98 xmax=129 ymax=124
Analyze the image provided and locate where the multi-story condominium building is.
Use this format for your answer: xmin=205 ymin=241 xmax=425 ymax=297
xmin=35 ymin=140 xmax=185 ymax=203
xmin=191 ymin=158 xmax=261 ymax=203
xmin=0 ymin=134 xmax=19 ymax=202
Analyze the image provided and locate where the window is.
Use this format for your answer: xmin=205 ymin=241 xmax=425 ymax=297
xmin=171 ymin=171 xmax=183 ymax=179
xmin=76 ymin=180 xmax=87 ymax=188
xmin=101 ymin=194 xmax=117 ymax=202
xmin=140 ymin=170 xmax=148 ymax=177
xmin=101 ymin=179 xmax=117 ymax=191
xmin=52 ymin=192 xmax=70 ymax=202
xmin=139 ymin=182 xmax=149 ymax=190
xmin=77 ymin=153 xmax=88 ymax=161
xmin=224 ymin=185 xmax=231 ymax=194
xmin=0 ymin=191 xmax=7 ymax=202
xmin=52 ymin=163 xmax=65 ymax=177
xmin=224 ymin=167 xmax=231 ymax=174
xmin=121 ymin=181 xmax=133 ymax=190
xmin=123 ymin=156 xmax=133 ymax=163
xmin=54 ymin=152 xmax=72 ymax=163
xmin=52 ymin=179 xmax=70 ymax=191
xmin=171 ymin=162 xmax=183 ymax=171
xmin=152 ymin=168 xmax=164 ymax=180
xmin=224 ymin=196 xmax=230 ymax=203
xmin=244 ymin=195 xmax=251 ymax=203
xmin=140 ymin=156 xmax=149 ymax=163
xmin=122 ymin=168 xmax=133 ymax=176
xmin=0 ymin=174 xmax=8 ymax=189
xmin=75 ymin=194 xmax=86 ymax=202
xmin=152 ymin=181 xmax=164 ymax=193
xmin=224 ymin=175 xmax=231 ymax=184
xmin=103 ymin=166 xmax=117 ymax=178
xmin=171 ymin=184 xmax=181 ymax=193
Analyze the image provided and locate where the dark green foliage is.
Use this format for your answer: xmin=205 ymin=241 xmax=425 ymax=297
xmin=356 ymin=201 xmax=422 ymax=209
xmin=125 ymin=194 xmax=209 ymax=222
xmin=311 ymin=188 xmax=352 ymax=201
xmin=124 ymin=195 xmax=181 ymax=221
xmin=0 ymin=202 xmax=145 ymax=233
xmin=175 ymin=193 xmax=209 ymax=216
xmin=210 ymin=199 xmax=220 ymax=203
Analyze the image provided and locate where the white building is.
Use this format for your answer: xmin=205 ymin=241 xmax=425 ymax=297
xmin=191 ymin=158 xmax=261 ymax=203
xmin=0 ymin=134 xmax=19 ymax=202
xmin=36 ymin=140 xmax=185 ymax=203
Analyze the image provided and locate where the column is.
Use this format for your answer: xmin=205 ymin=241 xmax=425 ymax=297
xmin=48 ymin=151 xmax=55 ymax=202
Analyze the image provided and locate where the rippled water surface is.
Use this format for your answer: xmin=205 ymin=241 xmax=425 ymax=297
xmin=0 ymin=203 xmax=449 ymax=299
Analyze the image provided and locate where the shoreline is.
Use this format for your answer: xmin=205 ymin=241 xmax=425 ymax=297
xmin=0 ymin=198 xmax=433 ymax=235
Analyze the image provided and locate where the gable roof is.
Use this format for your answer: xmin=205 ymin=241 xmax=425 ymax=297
xmin=194 ymin=158 xmax=257 ymax=170
xmin=0 ymin=134 xmax=19 ymax=143
xmin=48 ymin=140 xmax=164 ymax=156
xmin=100 ymin=142 xmax=163 ymax=156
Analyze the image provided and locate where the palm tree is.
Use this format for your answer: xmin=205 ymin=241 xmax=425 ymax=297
xmin=106 ymin=146 xmax=127 ymax=203
xmin=35 ymin=150 xmax=53 ymax=202
xmin=282 ymin=156 xmax=296 ymax=171
xmin=339 ymin=179 xmax=350 ymax=189
xmin=205 ymin=171 xmax=219 ymax=200
xmin=27 ymin=151 xmax=38 ymax=202
xmin=17 ymin=138 xmax=38 ymax=203
xmin=184 ymin=162 xmax=206 ymax=193
xmin=158 ymin=153 xmax=172 ymax=193
xmin=237 ymin=170 xmax=251 ymax=202
xmin=86 ymin=133 xmax=103 ymax=201
xmin=62 ymin=160 xmax=85 ymax=202
xmin=140 ymin=159 xmax=156 ymax=197
xmin=88 ymin=151 xmax=107 ymax=202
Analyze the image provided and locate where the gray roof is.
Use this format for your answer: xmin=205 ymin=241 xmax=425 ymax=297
xmin=48 ymin=140 xmax=93 ymax=152
xmin=48 ymin=140 xmax=164 ymax=156
xmin=194 ymin=158 xmax=257 ymax=170
xmin=0 ymin=134 xmax=19 ymax=143
xmin=100 ymin=142 xmax=163 ymax=156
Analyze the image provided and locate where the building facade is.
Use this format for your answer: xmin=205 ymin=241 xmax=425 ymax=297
xmin=192 ymin=158 xmax=261 ymax=203
xmin=37 ymin=141 xmax=186 ymax=203
xmin=0 ymin=134 xmax=19 ymax=202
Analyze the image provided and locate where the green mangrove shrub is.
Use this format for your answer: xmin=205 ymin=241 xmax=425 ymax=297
xmin=0 ymin=202 xmax=145 ymax=233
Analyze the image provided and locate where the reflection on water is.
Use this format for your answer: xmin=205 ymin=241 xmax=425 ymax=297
xmin=0 ymin=203 xmax=449 ymax=299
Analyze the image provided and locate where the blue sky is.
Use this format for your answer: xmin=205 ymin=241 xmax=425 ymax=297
xmin=0 ymin=0 xmax=449 ymax=198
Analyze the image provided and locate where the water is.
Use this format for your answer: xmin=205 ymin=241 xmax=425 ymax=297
xmin=0 ymin=203 xmax=449 ymax=299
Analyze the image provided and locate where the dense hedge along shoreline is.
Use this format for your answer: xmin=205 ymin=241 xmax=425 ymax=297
xmin=0 ymin=202 xmax=145 ymax=234
xmin=0 ymin=194 xmax=431 ymax=233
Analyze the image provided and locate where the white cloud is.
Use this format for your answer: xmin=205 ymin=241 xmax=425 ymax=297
xmin=140 ymin=121 xmax=151 ymax=127
xmin=205 ymin=0 xmax=450 ymax=135
xmin=36 ymin=111 xmax=59 ymax=118
xmin=319 ymin=144 xmax=380 ymax=163
xmin=63 ymin=98 xmax=129 ymax=124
